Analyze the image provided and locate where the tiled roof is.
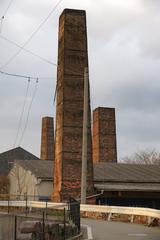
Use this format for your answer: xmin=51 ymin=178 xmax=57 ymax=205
xmin=0 ymin=147 xmax=39 ymax=175
xmin=16 ymin=160 xmax=53 ymax=179
xmin=94 ymin=162 xmax=160 ymax=183
xmin=15 ymin=161 xmax=160 ymax=186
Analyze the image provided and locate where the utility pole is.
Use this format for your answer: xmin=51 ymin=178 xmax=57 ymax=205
xmin=81 ymin=67 xmax=89 ymax=204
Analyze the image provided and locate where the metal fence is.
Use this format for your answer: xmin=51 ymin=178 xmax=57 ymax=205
xmin=0 ymin=194 xmax=58 ymax=217
xmin=0 ymin=195 xmax=81 ymax=240
xmin=0 ymin=210 xmax=77 ymax=240
xmin=0 ymin=193 xmax=48 ymax=201
xmin=68 ymin=198 xmax=80 ymax=234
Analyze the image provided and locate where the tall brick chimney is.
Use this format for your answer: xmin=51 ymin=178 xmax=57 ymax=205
xmin=53 ymin=9 xmax=94 ymax=202
xmin=40 ymin=117 xmax=54 ymax=161
xmin=92 ymin=107 xmax=117 ymax=163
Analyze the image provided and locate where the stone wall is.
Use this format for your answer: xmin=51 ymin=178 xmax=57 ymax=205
xmin=81 ymin=211 xmax=160 ymax=226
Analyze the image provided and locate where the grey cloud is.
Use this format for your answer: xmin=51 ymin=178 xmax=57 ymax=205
xmin=117 ymin=109 xmax=160 ymax=141
xmin=1 ymin=0 xmax=160 ymax=159
xmin=141 ymin=0 xmax=160 ymax=9
xmin=117 ymin=108 xmax=160 ymax=159
xmin=112 ymin=80 xmax=160 ymax=112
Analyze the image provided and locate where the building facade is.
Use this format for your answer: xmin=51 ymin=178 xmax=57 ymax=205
xmin=9 ymin=160 xmax=53 ymax=200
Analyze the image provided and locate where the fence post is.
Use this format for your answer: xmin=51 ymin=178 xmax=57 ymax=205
xmin=69 ymin=198 xmax=81 ymax=234
xmin=67 ymin=200 xmax=70 ymax=221
xmin=8 ymin=195 xmax=10 ymax=214
xmin=78 ymin=201 xmax=80 ymax=233
xmin=42 ymin=211 xmax=45 ymax=240
xmin=64 ymin=208 xmax=66 ymax=240
xmin=130 ymin=215 xmax=134 ymax=223
xmin=25 ymin=192 xmax=28 ymax=216
xmin=108 ymin=212 xmax=112 ymax=221
xmin=148 ymin=216 xmax=152 ymax=225
xmin=45 ymin=200 xmax=48 ymax=220
xmin=14 ymin=215 xmax=17 ymax=240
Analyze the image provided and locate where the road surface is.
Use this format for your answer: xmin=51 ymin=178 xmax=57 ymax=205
xmin=82 ymin=218 xmax=160 ymax=240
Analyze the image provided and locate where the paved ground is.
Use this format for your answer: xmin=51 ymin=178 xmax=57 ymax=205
xmin=82 ymin=218 xmax=160 ymax=240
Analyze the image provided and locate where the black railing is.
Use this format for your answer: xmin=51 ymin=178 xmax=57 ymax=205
xmin=68 ymin=197 xmax=80 ymax=233
xmin=0 ymin=194 xmax=81 ymax=240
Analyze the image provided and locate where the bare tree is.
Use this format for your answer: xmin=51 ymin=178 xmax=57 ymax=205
xmin=122 ymin=149 xmax=160 ymax=165
xmin=9 ymin=161 xmax=29 ymax=199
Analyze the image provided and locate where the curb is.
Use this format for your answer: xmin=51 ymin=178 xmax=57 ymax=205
xmin=67 ymin=232 xmax=83 ymax=240
xmin=81 ymin=224 xmax=94 ymax=240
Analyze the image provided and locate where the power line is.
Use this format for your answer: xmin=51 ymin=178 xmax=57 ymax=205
xmin=0 ymin=69 xmax=37 ymax=79
xmin=0 ymin=67 xmax=86 ymax=82
xmin=0 ymin=69 xmax=55 ymax=80
xmin=0 ymin=69 xmax=55 ymax=147
xmin=53 ymin=82 xmax=57 ymax=105
xmin=1 ymin=0 xmax=14 ymax=18
xmin=0 ymin=0 xmax=63 ymax=70
xmin=0 ymin=35 xmax=57 ymax=66
xmin=0 ymin=16 xmax=4 ymax=34
xmin=1 ymin=0 xmax=14 ymax=34
xmin=13 ymin=77 xmax=31 ymax=148
xmin=18 ymin=78 xmax=39 ymax=146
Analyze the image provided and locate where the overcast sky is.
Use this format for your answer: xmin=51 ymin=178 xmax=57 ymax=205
xmin=0 ymin=0 xmax=160 ymax=160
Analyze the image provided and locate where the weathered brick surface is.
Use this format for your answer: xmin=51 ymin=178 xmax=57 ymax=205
xmin=53 ymin=9 xmax=94 ymax=202
xmin=92 ymin=107 xmax=117 ymax=163
xmin=40 ymin=117 xmax=54 ymax=161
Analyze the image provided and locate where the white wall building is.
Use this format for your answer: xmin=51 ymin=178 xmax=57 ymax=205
xmin=9 ymin=160 xmax=53 ymax=200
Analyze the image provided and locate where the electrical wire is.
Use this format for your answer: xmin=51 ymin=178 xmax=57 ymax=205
xmin=1 ymin=0 xmax=14 ymax=34
xmin=0 ymin=35 xmax=57 ymax=66
xmin=0 ymin=69 xmax=55 ymax=148
xmin=18 ymin=78 xmax=39 ymax=146
xmin=1 ymin=0 xmax=14 ymax=18
xmin=0 ymin=69 xmax=37 ymax=79
xmin=13 ymin=77 xmax=31 ymax=148
xmin=0 ymin=0 xmax=63 ymax=70
xmin=53 ymin=82 xmax=57 ymax=105
xmin=0 ymin=69 xmax=55 ymax=80
xmin=0 ymin=16 xmax=4 ymax=34
xmin=53 ymin=66 xmax=87 ymax=105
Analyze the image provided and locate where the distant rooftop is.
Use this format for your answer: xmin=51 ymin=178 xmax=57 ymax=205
xmin=15 ymin=160 xmax=53 ymax=180
xmin=2 ymin=146 xmax=160 ymax=192
xmin=14 ymin=160 xmax=160 ymax=187
xmin=94 ymin=162 xmax=160 ymax=183
xmin=0 ymin=147 xmax=39 ymax=175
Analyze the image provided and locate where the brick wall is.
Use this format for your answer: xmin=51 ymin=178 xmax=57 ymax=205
xmin=92 ymin=107 xmax=117 ymax=163
xmin=53 ymin=9 xmax=94 ymax=202
xmin=40 ymin=117 xmax=54 ymax=161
